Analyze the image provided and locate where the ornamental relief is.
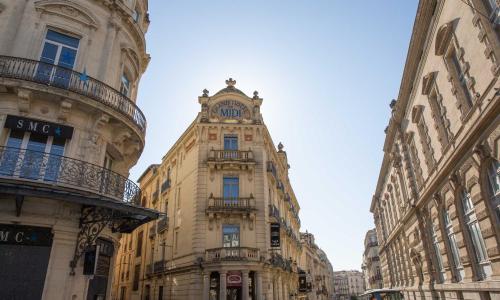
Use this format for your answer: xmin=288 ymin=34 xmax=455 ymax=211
xmin=34 ymin=0 xmax=99 ymax=30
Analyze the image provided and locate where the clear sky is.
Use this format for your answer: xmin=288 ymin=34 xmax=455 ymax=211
xmin=131 ymin=0 xmax=419 ymax=271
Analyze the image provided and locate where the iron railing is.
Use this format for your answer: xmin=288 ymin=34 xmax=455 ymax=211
xmin=0 ymin=55 xmax=146 ymax=133
xmin=207 ymin=196 xmax=256 ymax=210
xmin=267 ymin=161 xmax=277 ymax=178
xmin=205 ymin=247 xmax=260 ymax=262
xmin=161 ymin=179 xmax=171 ymax=193
xmin=0 ymin=146 xmax=142 ymax=205
xmin=157 ymin=216 xmax=169 ymax=233
xmin=269 ymin=252 xmax=294 ymax=272
xmin=207 ymin=149 xmax=254 ymax=162
xmin=269 ymin=204 xmax=280 ymax=220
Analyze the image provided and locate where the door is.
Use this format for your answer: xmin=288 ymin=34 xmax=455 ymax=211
xmin=37 ymin=30 xmax=80 ymax=88
xmin=223 ymin=135 xmax=238 ymax=159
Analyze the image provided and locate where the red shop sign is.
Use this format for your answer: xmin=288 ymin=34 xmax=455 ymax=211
xmin=226 ymin=271 xmax=242 ymax=287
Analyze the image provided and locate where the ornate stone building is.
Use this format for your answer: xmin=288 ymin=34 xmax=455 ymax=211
xmin=361 ymin=229 xmax=383 ymax=290
xmin=298 ymin=232 xmax=334 ymax=300
xmin=332 ymin=270 xmax=365 ymax=300
xmin=0 ymin=0 xmax=157 ymax=299
xmin=370 ymin=0 xmax=500 ymax=299
xmin=112 ymin=79 xmax=305 ymax=300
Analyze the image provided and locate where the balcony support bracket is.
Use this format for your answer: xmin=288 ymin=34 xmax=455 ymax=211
xmin=15 ymin=195 xmax=24 ymax=217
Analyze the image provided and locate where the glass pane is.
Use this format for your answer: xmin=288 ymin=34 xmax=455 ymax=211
xmin=58 ymin=47 xmax=77 ymax=69
xmin=46 ymin=30 xmax=80 ymax=49
xmin=21 ymin=133 xmax=48 ymax=179
xmin=40 ymin=42 xmax=58 ymax=64
xmin=0 ymin=130 xmax=24 ymax=175
xmin=224 ymin=136 xmax=238 ymax=151
xmin=44 ymin=137 xmax=65 ymax=182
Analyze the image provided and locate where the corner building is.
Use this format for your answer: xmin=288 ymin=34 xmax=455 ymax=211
xmin=361 ymin=229 xmax=383 ymax=290
xmin=0 ymin=1 xmax=158 ymax=299
xmin=370 ymin=0 xmax=500 ymax=299
xmin=114 ymin=79 xmax=304 ymax=300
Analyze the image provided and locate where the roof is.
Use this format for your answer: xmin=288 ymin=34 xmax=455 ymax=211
xmin=213 ymin=85 xmax=249 ymax=98
xmin=137 ymin=164 xmax=160 ymax=183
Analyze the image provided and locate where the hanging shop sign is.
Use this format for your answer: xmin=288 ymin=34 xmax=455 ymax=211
xmin=226 ymin=271 xmax=242 ymax=287
xmin=0 ymin=223 xmax=53 ymax=247
xmin=270 ymin=223 xmax=280 ymax=248
xmin=4 ymin=115 xmax=74 ymax=139
xmin=298 ymin=272 xmax=307 ymax=293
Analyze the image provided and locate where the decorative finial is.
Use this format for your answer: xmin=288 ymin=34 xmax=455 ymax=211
xmin=202 ymin=89 xmax=209 ymax=97
xmin=278 ymin=142 xmax=284 ymax=152
xmin=389 ymin=99 xmax=397 ymax=109
xmin=226 ymin=78 xmax=236 ymax=87
xmin=253 ymin=91 xmax=259 ymax=99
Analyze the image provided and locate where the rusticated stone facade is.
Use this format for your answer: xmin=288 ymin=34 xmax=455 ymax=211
xmin=370 ymin=1 xmax=500 ymax=300
xmin=0 ymin=1 xmax=157 ymax=299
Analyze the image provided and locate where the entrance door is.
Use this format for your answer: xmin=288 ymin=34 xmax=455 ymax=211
xmin=227 ymin=287 xmax=241 ymax=300
xmin=0 ymin=224 xmax=53 ymax=300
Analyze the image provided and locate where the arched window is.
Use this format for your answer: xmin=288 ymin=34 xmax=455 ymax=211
xmin=486 ymin=159 xmax=500 ymax=221
xmin=459 ymin=189 xmax=491 ymax=279
xmin=120 ymin=72 xmax=131 ymax=97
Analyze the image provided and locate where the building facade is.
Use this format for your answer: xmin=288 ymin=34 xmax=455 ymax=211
xmin=0 ymin=0 xmax=157 ymax=299
xmin=361 ymin=229 xmax=383 ymax=290
xmin=298 ymin=232 xmax=334 ymax=300
xmin=113 ymin=79 xmax=307 ymax=300
xmin=370 ymin=0 xmax=500 ymax=300
xmin=332 ymin=270 xmax=365 ymax=300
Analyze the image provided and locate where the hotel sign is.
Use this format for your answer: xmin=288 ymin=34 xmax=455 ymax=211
xmin=4 ymin=115 xmax=74 ymax=139
xmin=211 ymin=100 xmax=250 ymax=120
xmin=270 ymin=223 xmax=280 ymax=248
xmin=0 ymin=224 xmax=53 ymax=247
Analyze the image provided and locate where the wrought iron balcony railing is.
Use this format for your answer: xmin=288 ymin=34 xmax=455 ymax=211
xmin=267 ymin=161 xmax=277 ymax=179
xmin=269 ymin=204 xmax=280 ymax=220
xmin=207 ymin=149 xmax=254 ymax=162
xmin=207 ymin=195 xmax=256 ymax=211
xmin=0 ymin=146 xmax=142 ymax=205
xmin=157 ymin=215 xmax=169 ymax=233
xmin=205 ymin=247 xmax=260 ymax=262
xmin=269 ymin=252 xmax=294 ymax=272
xmin=161 ymin=178 xmax=171 ymax=193
xmin=0 ymin=55 xmax=146 ymax=133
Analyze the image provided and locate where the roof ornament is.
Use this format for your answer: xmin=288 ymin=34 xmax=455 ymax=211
xmin=225 ymin=78 xmax=236 ymax=88
xmin=278 ymin=142 xmax=284 ymax=152
xmin=253 ymin=90 xmax=259 ymax=99
xmin=202 ymin=89 xmax=209 ymax=97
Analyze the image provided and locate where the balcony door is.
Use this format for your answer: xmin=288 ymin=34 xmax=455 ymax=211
xmin=37 ymin=29 xmax=80 ymax=88
xmin=223 ymin=177 xmax=239 ymax=206
xmin=0 ymin=129 xmax=66 ymax=181
xmin=224 ymin=135 xmax=238 ymax=160
xmin=223 ymin=225 xmax=240 ymax=258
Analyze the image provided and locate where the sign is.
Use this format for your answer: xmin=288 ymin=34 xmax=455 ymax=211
xmin=0 ymin=224 xmax=53 ymax=247
xmin=298 ymin=272 xmax=307 ymax=292
xmin=5 ymin=115 xmax=74 ymax=139
xmin=226 ymin=271 xmax=242 ymax=287
xmin=211 ymin=100 xmax=250 ymax=120
xmin=270 ymin=223 xmax=280 ymax=248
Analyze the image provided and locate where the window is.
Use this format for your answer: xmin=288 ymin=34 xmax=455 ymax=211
xmin=223 ymin=225 xmax=240 ymax=248
xmin=37 ymin=29 xmax=80 ymax=87
xmin=431 ymin=224 xmax=445 ymax=282
xmin=132 ymin=264 xmax=140 ymax=291
xmin=174 ymin=230 xmax=179 ymax=252
xmin=460 ymin=190 xmax=491 ymax=279
xmin=444 ymin=210 xmax=463 ymax=281
xmin=486 ymin=160 xmax=500 ymax=221
xmin=104 ymin=152 xmax=114 ymax=170
xmin=120 ymin=73 xmax=131 ymax=97
xmin=224 ymin=135 xmax=238 ymax=150
xmin=132 ymin=4 xmax=141 ymax=22
xmin=483 ymin=0 xmax=500 ymax=23
xmin=223 ymin=177 xmax=239 ymax=205
xmin=0 ymin=129 xmax=67 ymax=180
xmin=136 ymin=231 xmax=143 ymax=257
xmin=158 ymin=286 xmax=164 ymax=300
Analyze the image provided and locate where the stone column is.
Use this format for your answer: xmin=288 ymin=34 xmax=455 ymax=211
xmin=0 ymin=0 xmax=29 ymax=54
xmin=220 ymin=272 xmax=227 ymax=300
xmin=255 ymin=272 xmax=263 ymax=300
xmin=277 ymin=275 xmax=283 ymax=300
xmin=242 ymin=270 xmax=249 ymax=300
xmin=202 ymin=273 xmax=210 ymax=300
xmin=97 ymin=19 xmax=120 ymax=83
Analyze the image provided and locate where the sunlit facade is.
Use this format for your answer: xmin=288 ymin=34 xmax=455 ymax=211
xmin=0 ymin=0 xmax=157 ymax=299
xmin=370 ymin=0 xmax=500 ymax=299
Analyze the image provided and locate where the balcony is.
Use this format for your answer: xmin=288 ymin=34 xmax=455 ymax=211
xmin=0 ymin=146 xmax=157 ymax=225
xmin=152 ymin=190 xmax=159 ymax=203
xmin=0 ymin=55 xmax=146 ymax=134
xmin=207 ymin=195 xmax=256 ymax=212
xmin=157 ymin=216 xmax=169 ymax=233
xmin=277 ymin=180 xmax=285 ymax=195
xmin=269 ymin=204 xmax=280 ymax=221
xmin=161 ymin=179 xmax=171 ymax=193
xmin=207 ymin=149 xmax=255 ymax=171
xmin=268 ymin=252 xmax=294 ymax=272
xmin=205 ymin=247 xmax=260 ymax=263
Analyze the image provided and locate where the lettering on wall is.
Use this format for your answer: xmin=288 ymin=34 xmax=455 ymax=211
xmin=210 ymin=100 xmax=251 ymax=120
xmin=0 ymin=224 xmax=53 ymax=247
xmin=4 ymin=115 xmax=74 ymax=139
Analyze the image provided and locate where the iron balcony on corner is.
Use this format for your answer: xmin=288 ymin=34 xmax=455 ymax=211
xmin=0 ymin=55 xmax=146 ymax=134
xmin=0 ymin=146 xmax=144 ymax=208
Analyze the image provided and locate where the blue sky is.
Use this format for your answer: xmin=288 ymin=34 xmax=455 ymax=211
xmin=131 ymin=0 xmax=419 ymax=270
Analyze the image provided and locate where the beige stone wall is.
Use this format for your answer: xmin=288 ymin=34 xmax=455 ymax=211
xmin=370 ymin=0 xmax=500 ymax=299
xmin=0 ymin=1 xmax=151 ymax=300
